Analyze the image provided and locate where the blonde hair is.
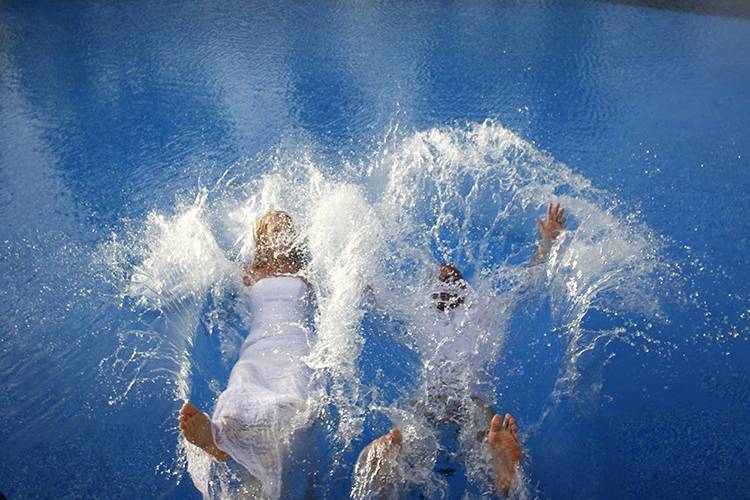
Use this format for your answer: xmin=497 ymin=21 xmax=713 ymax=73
xmin=252 ymin=210 xmax=306 ymax=272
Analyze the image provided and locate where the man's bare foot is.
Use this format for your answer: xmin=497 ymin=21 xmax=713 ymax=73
xmin=488 ymin=413 xmax=521 ymax=496
xmin=179 ymin=401 xmax=229 ymax=462
xmin=352 ymin=429 xmax=403 ymax=498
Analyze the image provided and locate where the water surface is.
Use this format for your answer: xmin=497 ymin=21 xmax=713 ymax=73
xmin=1 ymin=1 xmax=748 ymax=498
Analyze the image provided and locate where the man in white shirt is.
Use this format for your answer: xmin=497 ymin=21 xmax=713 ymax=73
xmin=353 ymin=202 xmax=568 ymax=497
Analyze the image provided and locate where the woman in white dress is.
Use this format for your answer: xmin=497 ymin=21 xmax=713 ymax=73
xmin=179 ymin=209 xmax=313 ymax=498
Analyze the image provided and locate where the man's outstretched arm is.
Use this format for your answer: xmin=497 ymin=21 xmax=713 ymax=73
xmin=531 ymin=201 xmax=567 ymax=263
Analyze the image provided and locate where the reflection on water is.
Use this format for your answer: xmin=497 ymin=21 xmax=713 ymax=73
xmin=1 ymin=0 xmax=749 ymax=498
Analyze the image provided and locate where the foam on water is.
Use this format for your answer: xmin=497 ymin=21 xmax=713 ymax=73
xmin=350 ymin=121 xmax=668 ymax=495
xmin=98 ymin=120 xmax=672 ymax=497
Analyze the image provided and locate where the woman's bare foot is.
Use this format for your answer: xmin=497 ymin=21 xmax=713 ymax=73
xmin=179 ymin=402 xmax=229 ymax=462
xmin=488 ymin=413 xmax=521 ymax=496
xmin=352 ymin=429 xmax=403 ymax=497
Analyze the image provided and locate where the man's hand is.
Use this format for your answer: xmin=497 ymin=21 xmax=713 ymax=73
xmin=536 ymin=201 xmax=567 ymax=240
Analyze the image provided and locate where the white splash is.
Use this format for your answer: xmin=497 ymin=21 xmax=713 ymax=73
xmin=98 ymin=120 xmax=669 ymax=498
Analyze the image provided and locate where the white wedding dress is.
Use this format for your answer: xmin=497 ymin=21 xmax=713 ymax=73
xmin=210 ymin=276 xmax=313 ymax=499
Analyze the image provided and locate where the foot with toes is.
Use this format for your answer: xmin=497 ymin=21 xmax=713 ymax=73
xmin=352 ymin=428 xmax=403 ymax=496
xmin=179 ymin=401 xmax=229 ymax=462
xmin=489 ymin=413 xmax=521 ymax=496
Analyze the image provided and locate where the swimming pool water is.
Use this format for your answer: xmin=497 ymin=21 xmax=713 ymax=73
xmin=1 ymin=1 xmax=748 ymax=498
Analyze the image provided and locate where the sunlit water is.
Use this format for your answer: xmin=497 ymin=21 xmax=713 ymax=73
xmin=1 ymin=1 xmax=748 ymax=499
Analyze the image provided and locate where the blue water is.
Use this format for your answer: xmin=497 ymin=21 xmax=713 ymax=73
xmin=1 ymin=1 xmax=749 ymax=498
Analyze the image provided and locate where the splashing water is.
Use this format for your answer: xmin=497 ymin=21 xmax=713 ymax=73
xmin=98 ymin=120 xmax=671 ymax=497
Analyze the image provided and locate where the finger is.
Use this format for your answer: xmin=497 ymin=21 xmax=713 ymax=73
xmin=536 ymin=217 xmax=544 ymax=231
xmin=561 ymin=216 xmax=567 ymax=227
xmin=389 ymin=428 xmax=403 ymax=445
xmin=503 ymin=413 xmax=512 ymax=430
xmin=554 ymin=202 xmax=560 ymax=219
xmin=558 ymin=207 xmax=565 ymax=222
xmin=546 ymin=202 xmax=552 ymax=222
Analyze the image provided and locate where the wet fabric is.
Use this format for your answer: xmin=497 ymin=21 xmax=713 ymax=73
xmin=417 ymin=285 xmax=513 ymax=398
xmin=210 ymin=276 xmax=312 ymax=499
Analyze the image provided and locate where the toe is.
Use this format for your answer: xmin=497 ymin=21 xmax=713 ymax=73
xmin=503 ymin=413 xmax=511 ymax=431
xmin=507 ymin=414 xmax=518 ymax=437
xmin=181 ymin=401 xmax=199 ymax=417
xmin=490 ymin=414 xmax=502 ymax=433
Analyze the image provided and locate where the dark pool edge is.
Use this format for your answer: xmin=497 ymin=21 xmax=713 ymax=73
xmin=594 ymin=0 xmax=750 ymax=20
